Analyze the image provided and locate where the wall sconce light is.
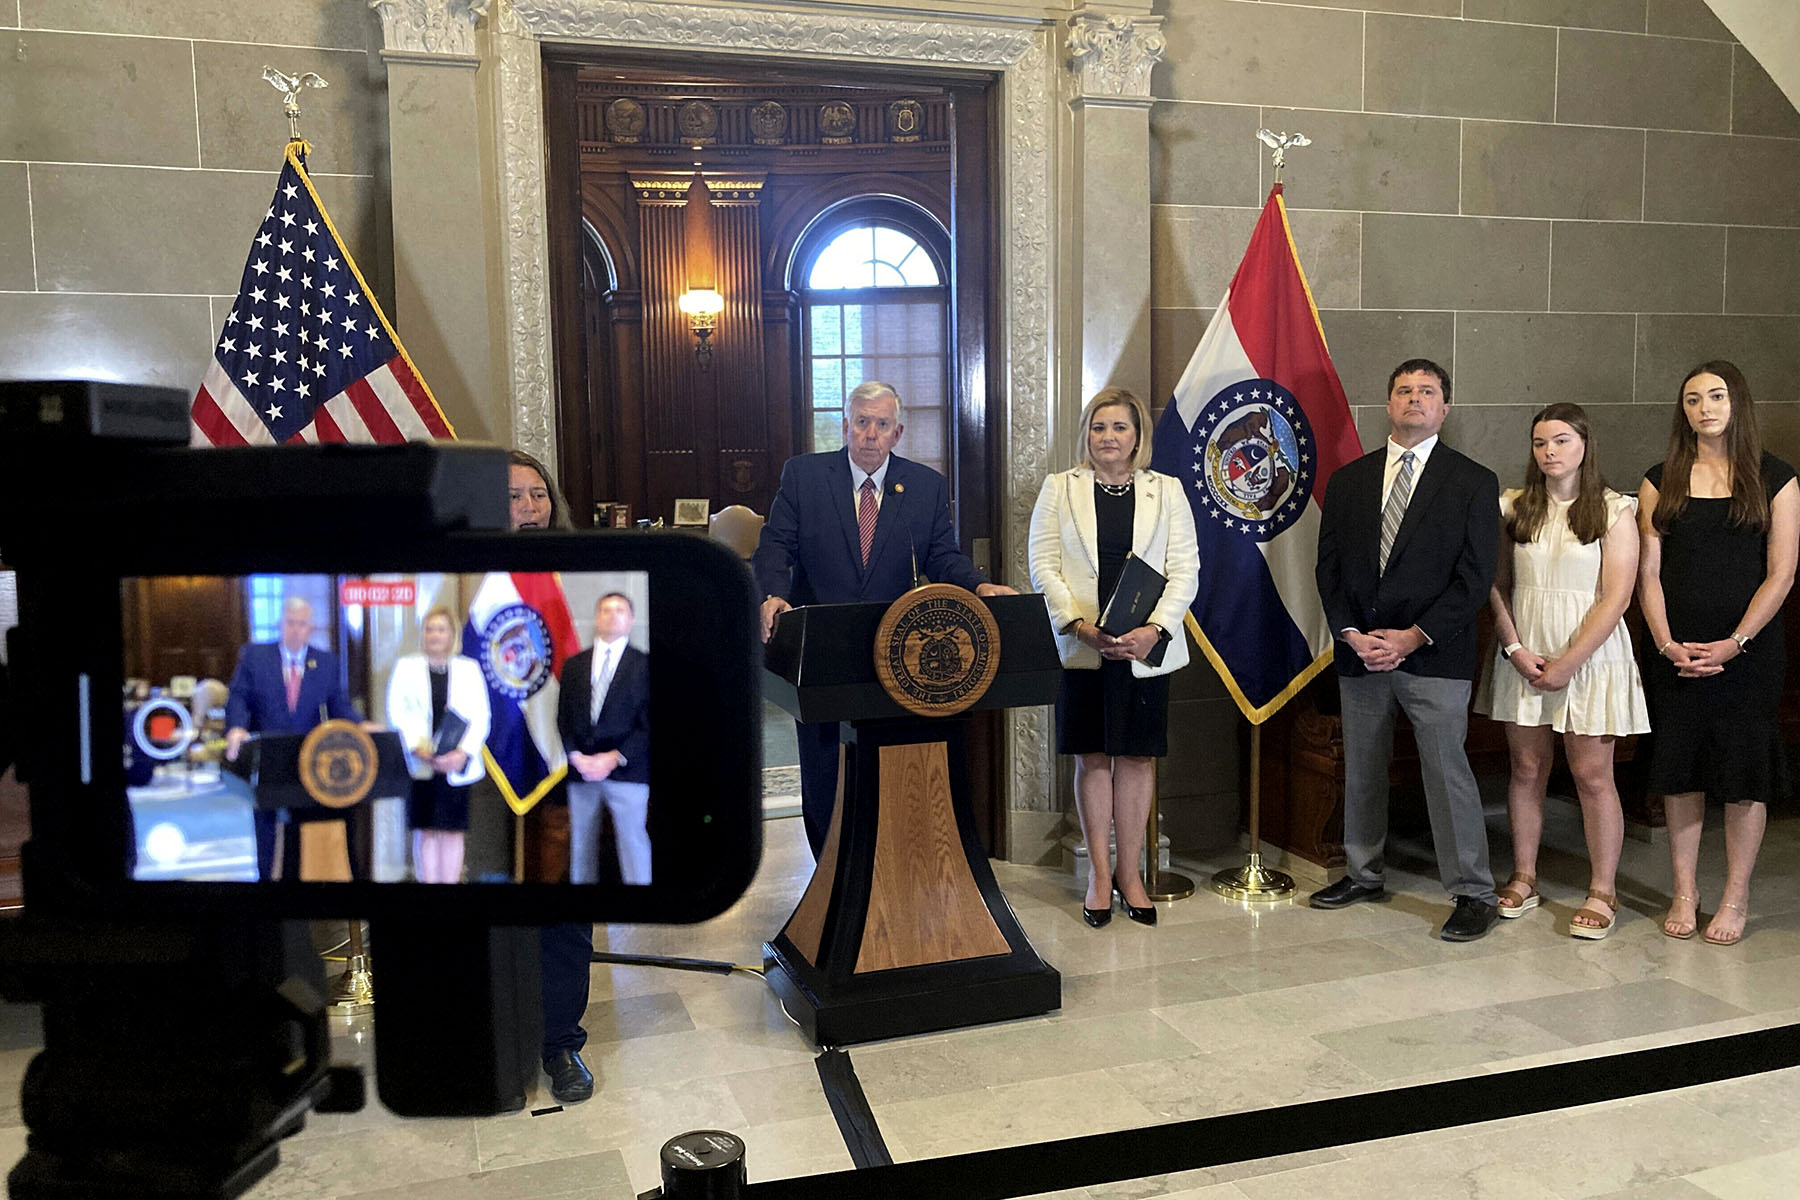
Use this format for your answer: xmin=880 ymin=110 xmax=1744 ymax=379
xmin=681 ymin=172 xmax=722 ymax=367
xmin=677 ymin=286 xmax=724 ymax=364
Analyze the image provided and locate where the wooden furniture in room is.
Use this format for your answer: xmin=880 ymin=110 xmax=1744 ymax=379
xmin=1251 ymin=589 xmax=1800 ymax=868
xmin=761 ymin=596 xmax=1061 ymax=1044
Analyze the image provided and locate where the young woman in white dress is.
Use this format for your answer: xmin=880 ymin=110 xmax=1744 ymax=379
xmin=1476 ymin=403 xmax=1649 ymax=938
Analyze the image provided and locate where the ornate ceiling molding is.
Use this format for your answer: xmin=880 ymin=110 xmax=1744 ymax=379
xmin=490 ymin=0 xmax=1061 ymax=833
xmin=370 ymin=0 xmax=492 ymax=56
xmin=1064 ymin=8 xmax=1164 ymax=103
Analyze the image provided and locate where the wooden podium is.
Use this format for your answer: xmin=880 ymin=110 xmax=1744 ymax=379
xmin=223 ymin=728 xmax=409 ymax=881
xmin=762 ymin=594 xmax=1062 ymax=1044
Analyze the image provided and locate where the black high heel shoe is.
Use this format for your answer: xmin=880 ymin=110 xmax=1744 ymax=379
xmin=1115 ymin=887 xmax=1157 ymax=926
xmin=1082 ymin=903 xmax=1112 ymax=928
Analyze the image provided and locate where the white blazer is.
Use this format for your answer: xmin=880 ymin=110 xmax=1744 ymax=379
xmin=385 ymin=654 xmax=492 ymax=787
xmin=1027 ymin=467 xmax=1200 ymax=678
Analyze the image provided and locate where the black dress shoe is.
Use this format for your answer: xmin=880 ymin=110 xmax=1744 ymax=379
xmin=1308 ymin=877 xmax=1386 ymax=909
xmin=1440 ymin=896 xmax=1499 ymax=942
xmin=1121 ymin=899 xmax=1157 ymax=926
xmin=1082 ymin=905 xmax=1112 ymax=928
xmin=545 ymin=1049 xmax=594 ymax=1103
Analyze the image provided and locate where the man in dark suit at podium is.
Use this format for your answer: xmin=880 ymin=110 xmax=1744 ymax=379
xmin=224 ymin=595 xmax=357 ymax=880
xmin=753 ymin=380 xmax=1014 ymax=857
xmin=557 ymin=592 xmax=652 ymax=885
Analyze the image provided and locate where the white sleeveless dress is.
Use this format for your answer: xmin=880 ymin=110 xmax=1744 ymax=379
xmin=1475 ymin=490 xmax=1650 ymax=736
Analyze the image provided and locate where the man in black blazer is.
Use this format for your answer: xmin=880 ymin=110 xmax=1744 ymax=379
xmin=1313 ymin=359 xmax=1501 ymax=941
xmin=556 ymin=592 xmax=651 ymax=886
xmin=752 ymin=380 xmax=1014 ymax=857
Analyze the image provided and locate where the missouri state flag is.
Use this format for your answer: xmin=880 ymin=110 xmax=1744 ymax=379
xmin=462 ymin=571 xmax=580 ymax=822
xmin=1150 ymin=184 xmax=1363 ymax=724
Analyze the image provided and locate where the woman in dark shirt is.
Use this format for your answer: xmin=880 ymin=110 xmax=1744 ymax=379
xmin=1638 ymin=362 xmax=1799 ymax=945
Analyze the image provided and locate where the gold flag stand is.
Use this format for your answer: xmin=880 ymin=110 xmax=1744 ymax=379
xmin=1211 ymin=723 xmax=1294 ymax=901
xmin=329 ymin=919 xmax=374 ymax=1012
xmin=1143 ymin=761 xmax=1193 ymax=902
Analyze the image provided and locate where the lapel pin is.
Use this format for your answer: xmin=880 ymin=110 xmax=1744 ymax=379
xmin=306 ymin=658 xmax=317 ymax=670
xmin=893 ymin=483 xmax=904 ymax=494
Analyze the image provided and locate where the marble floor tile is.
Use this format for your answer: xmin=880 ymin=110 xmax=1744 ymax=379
xmin=1682 ymin=1143 xmax=1800 ymax=1200
xmin=1495 ymin=976 xmax=1752 ymax=1046
xmin=1229 ymin=1125 xmax=1568 ymax=1200
xmin=877 ymin=1068 xmax=1156 ymax=1159
xmin=577 ymin=989 xmax=695 ymax=1044
xmin=339 ymin=1149 xmax=632 ymax=1200
xmin=1314 ymin=1006 xmax=1573 ymax=1080
xmin=849 ymin=1009 xmax=1203 ymax=1106
xmin=1670 ymin=1065 xmax=1800 ymax=1151
xmin=472 ymin=1077 xmax=746 ymax=1172
xmin=1057 ymin=958 xmax=1243 ymax=1019
xmin=1190 ymin=934 xmax=1414 ymax=995
xmin=1105 ymin=1037 xmax=1376 ymax=1122
xmin=251 ymin=1119 xmax=480 ymax=1200
xmin=1468 ymin=1091 xmax=1779 ymax=1198
xmin=1574 ymin=1182 xmax=1723 ymax=1200
xmin=721 ymin=1060 xmax=837 ymax=1126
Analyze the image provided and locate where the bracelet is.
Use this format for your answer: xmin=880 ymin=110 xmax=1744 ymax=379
xmin=1502 ymin=641 xmax=1523 ymax=658
xmin=1658 ymin=640 xmax=1674 ymax=657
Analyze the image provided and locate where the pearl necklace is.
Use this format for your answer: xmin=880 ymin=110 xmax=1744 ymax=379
xmin=1096 ymin=478 xmax=1133 ymax=497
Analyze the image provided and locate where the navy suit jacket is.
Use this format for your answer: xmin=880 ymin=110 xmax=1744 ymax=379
xmin=752 ymin=449 xmax=986 ymax=606
xmin=556 ymin=644 xmax=650 ymax=785
xmin=1315 ymin=442 xmax=1499 ymax=681
xmin=225 ymin=641 xmax=356 ymax=735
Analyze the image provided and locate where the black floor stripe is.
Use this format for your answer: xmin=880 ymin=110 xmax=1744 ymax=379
xmin=815 ymin=1048 xmax=893 ymax=1169
xmin=748 ymin=1022 xmax=1800 ymax=1200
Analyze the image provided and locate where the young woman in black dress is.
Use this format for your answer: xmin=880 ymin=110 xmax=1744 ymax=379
xmin=1028 ymin=388 xmax=1199 ymax=927
xmin=1638 ymin=362 xmax=1800 ymax=945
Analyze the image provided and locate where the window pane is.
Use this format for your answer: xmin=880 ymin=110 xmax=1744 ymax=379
xmin=843 ymin=305 xmax=867 ymax=356
xmin=810 ymin=305 xmax=842 ymax=356
xmin=842 ymin=357 xmax=867 ymax=394
xmin=903 ymin=409 xmax=944 ymax=461
xmin=813 ymin=412 xmax=845 ymax=451
xmin=808 ymin=228 xmax=875 ymax=289
xmin=808 ymin=224 xmax=940 ymax=290
xmin=810 ymin=358 xmax=844 ymax=410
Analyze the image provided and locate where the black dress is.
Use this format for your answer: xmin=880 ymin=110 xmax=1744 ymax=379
xmin=1642 ymin=453 xmax=1795 ymax=805
xmin=408 ymin=664 xmax=472 ymax=831
xmin=1055 ymin=480 xmax=1170 ymax=757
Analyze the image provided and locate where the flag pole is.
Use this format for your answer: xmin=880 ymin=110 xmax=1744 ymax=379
xmin=1211 ymin=722 xmax=1294 ymax=901
xmin=1143 ymin=760 xmax=1193 ymax=902
xmin=1210 ymin=128 xmax=1316 ymax=904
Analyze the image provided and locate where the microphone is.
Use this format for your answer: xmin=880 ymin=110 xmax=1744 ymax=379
xmin=892 ymin=481 xmax=924 ymax=591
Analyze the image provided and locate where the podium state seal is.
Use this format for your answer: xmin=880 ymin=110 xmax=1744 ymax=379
xmin=298 ymin=718 xmax=379 ymax=809
xmin=874 ymin=583 xmax=1002 ymax=717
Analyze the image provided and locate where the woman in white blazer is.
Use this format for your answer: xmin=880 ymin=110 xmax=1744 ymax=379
xmin=1029 ymin=387 xmax=1200 ymax=928
xmin=386 ymin=606 xmax=492 ymax=883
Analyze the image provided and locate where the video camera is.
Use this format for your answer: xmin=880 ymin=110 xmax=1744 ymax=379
xmin=0 ymin=381 xmax=764 ymax=1197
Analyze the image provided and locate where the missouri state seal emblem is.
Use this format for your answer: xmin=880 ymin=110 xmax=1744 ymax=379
xmin=1189 ymin=378 xmax=1315 ymax=542
xmin=874 ymin=584 xmax=1002 ymax=717
xmin=298 ymin=718 xmax=379 ymax=809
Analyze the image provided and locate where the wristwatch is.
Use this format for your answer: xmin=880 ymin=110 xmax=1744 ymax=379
xmin=1502 ymin=641 xmax=1523 ymax=657
xmin=1731 ymin=632 xmax=1752 ymax=652
xmin=1151 ymin=623 xmax=1173 ymax=644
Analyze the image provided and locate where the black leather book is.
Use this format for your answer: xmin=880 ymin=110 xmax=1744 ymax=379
xmin=1098 ymin=553 xmax=1170 ymax=667
xmin=432 ymin=708 xmax=469 ymax=757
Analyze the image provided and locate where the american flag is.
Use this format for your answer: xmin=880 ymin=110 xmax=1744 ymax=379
xmin=191 ymin=144 xmax=453 ymax=445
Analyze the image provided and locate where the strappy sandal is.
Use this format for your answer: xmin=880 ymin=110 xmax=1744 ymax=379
xmin=1496 ymin=871 xmax=1539 ymax=918
xmin=1661 ymin=893 xmax=1699 ymax=940
xmin=1703 ymin=901 xmax=1748 ymax=946
xmin=1570 ymin=890 xmax=1617 ymax=941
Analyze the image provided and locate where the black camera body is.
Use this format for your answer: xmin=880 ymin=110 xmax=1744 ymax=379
xmin=0 ymin=381 xmax=764 ymax=1196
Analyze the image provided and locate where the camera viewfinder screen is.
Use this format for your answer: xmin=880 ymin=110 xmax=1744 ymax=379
xmin=121 ymin=569 xmax=652 ymax=885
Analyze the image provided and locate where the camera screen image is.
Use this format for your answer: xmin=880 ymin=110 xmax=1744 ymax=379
xmin=121 ymin=568 xmax=656 ymax=886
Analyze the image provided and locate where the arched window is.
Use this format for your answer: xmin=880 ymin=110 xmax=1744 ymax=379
xmin=798 ymin=208 xmax=951 ymax=484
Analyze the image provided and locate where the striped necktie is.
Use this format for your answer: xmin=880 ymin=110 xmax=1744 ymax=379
xmin=858 ymin=477 xmax=878 ymax=567
xmin=1379 ymin=449 xmax=1415 ymax=575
